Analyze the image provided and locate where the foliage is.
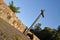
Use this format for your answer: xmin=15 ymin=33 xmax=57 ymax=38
xmin=8 ymin=1 xmax=20 ymax=13
xmin=30 ymin=23 xmax=60 ymax=40
xmin=34 ymin=23 xmax=41 ymax=31
xmin=57 ymin=25 xmax=60 ymax=31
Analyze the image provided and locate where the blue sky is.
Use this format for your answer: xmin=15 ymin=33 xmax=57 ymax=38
xmin=4 ymin=0 xmax=60 ymax=29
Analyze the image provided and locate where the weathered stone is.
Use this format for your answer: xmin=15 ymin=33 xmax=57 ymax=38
xmin=0 ymin=0 xmax=39 ymax=40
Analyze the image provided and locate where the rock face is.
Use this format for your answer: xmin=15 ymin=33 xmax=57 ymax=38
xmin=0 ymin=0 xmax=39 ymax=40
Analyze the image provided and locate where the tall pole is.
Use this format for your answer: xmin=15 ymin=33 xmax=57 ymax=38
xmin=24 ymin=10 xmax=44 ymax=35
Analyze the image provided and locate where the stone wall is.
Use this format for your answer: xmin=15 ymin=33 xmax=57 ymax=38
xmin=0 ymin=0 xmax=40 ymax=40
xmin=0 ymin=0 xmax=30 ymax=40
xmin=0 ymin=0 xmax=26 ymax=33
xmin=27 ymin=31 xmax=40 ymax=40
xmin=0 ymin=18 xmax=30 ymax=40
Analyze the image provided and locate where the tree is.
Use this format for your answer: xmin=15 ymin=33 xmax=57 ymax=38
xmin=44 ymin=27 xmax=52 ymax=32
xmin=34 ymin=23 xmax=41 ymax=31
xmin=8 ymin=1 xmax=20 ymax=13
xmin=30 ymin=23 xmax=41 ymax=40
xmin=57 ymin=25 xmax=60 ymax=31
xmin=30 ymin=23 xmax=60 ymax=40
xmin=51 ymin=29 xmax=60 ymax=40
